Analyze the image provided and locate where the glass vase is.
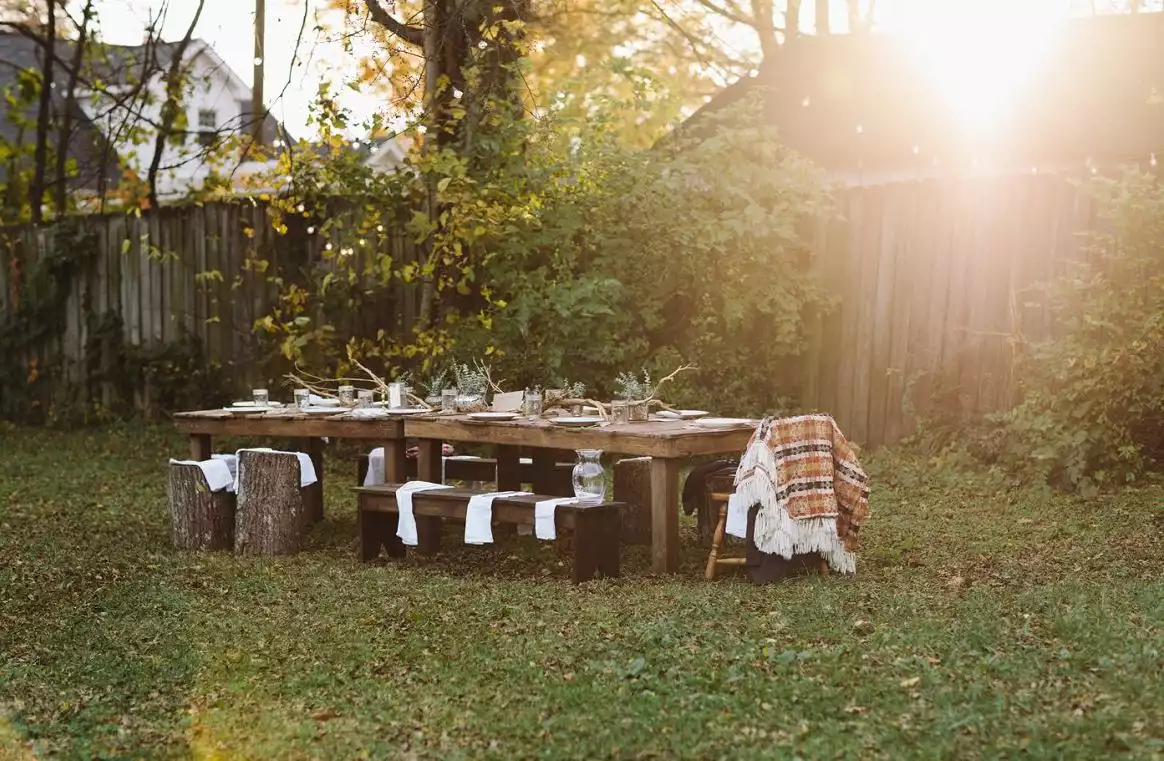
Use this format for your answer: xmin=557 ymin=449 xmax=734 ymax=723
xmin=572 ymin=449 xmax=605 ymax=505
xmin=628 ymin=401 xmax=649 ymax=422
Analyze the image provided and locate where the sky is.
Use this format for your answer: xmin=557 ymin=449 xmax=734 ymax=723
xmin=90 ymin=0 xmax=1132 ymax=139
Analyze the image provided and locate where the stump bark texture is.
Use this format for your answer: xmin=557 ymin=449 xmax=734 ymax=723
xmin=613 ymin=457 xmax=652 ymax=545
xmin=234 ymin=450 xmax=307 ymax=556
xmin=168 ymin=463 xmax=236 ymax=551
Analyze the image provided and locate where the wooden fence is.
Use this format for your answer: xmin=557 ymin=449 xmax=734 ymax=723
xmin=1 ymin=177 xmax=1097 ymax=443
xmin=0 ymin=201 xmax=420 ymax=414
xmin=804 ymin=175 xmax=1093 ymax=446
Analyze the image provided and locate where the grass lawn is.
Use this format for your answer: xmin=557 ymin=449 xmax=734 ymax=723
xmin=1 ymin=424 xmax=1162 ymax=760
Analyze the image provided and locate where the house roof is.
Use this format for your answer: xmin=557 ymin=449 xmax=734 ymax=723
xmin=680 ymin=12 xmax=1164 ymax=176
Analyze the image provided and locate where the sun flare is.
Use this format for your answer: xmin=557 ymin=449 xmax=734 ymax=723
xmin=891 ymin=0 xmax=1063 ymax=133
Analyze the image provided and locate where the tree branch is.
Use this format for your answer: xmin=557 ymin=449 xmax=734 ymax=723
xmin=366 ymin=0 xmax=424 ymax=47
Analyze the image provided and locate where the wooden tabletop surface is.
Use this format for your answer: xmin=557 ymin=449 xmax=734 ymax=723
xmin=404 ymin=415 xmax=756 ymax=459
xmin=173 ymin=409 xmax=405 ymax=438
xmin=173 ymin=409 xmax=756 ymax=458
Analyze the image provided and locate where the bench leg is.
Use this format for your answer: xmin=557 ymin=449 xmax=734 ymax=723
xmin=416 ymin=515 xmax=442 ymax=555
xmin=573 ymin=509 xmax=621 ymax=583
xmin=360 ymin=510 xmax=406 ymax=561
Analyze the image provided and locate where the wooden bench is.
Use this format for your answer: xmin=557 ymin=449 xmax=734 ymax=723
xmin=357 ymin=454 xmax=574 ymax=494
xmin=356 ymin=485 xmax=623 ymax=583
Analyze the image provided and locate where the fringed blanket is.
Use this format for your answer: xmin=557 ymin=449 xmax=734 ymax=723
xmin=733 ymin=414 xmax=869 ymax=574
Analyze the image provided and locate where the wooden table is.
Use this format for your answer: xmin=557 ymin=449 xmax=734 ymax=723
xmin=404 ymin=416 xmax=755 ymax=574
xmin=173 ymin=409 xmax=409 ymax=521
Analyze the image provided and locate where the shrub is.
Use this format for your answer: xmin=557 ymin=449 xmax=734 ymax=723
xmin=982 ymin=171 xmax=1164 ymax=493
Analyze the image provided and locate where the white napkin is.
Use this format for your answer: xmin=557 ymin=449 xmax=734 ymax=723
xmin=726 ymin=491 xmax=749 ymax=539
xmin=395 ymin=481 xmax=455 ymax=546
xmin=349 ymin=407 xmax=389 ymax=419
xmin=534 ymin=497 xmax=577 ymax=540
xmin=211 ymin=453 xmax=238 ymax=484
xmin=364 ymin=447 xmax=385 ymax=487
xmin=234 ymin=447 xmax=318 ymax=492
xmin=169 ymin=458 xmax=234 ymax=493
xmin=464 ymin=491 xmax=530 ymax=545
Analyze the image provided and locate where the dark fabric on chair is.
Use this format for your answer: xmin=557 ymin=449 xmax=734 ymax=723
xmin=744 ymin=505 xmax=825 ymax=584
xmin=682 ymin=459 xmax=738 ymax=515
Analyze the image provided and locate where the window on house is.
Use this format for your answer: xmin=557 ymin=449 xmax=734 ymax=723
xmin=197 ymin=108 xmax=217 ymax=148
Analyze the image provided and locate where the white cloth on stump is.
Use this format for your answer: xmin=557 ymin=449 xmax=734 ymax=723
xmin=168 ymin=458 xmax=234 ymax=493
xmin=233 ymin=448 xmax=318 ymax=494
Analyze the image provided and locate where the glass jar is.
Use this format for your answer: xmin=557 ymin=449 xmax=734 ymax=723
xmin=356 ymin=389 xmax=374 ymax=408
xmin=610 ymin=400 xmax=630 ymax=425
xmin=338 ymin=385 xmax=356 ymax=407
xmin=572 ymin=449 xmax=605 ymax=505
xmin=628 ymin=401 xmax=650 ymax=423
xmin=252 ymin=388 xmax=269 ymax=407
xmin=525 ymin=388 xmax=543 ymax=420
xmin=293 ymin=388 xmax=310 ymax=410
xmin=441 ymin=388 xmax=457 ymax=413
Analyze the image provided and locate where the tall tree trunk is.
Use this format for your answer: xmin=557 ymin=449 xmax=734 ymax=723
xmin=53 ymin=0 xmax=94 ymax=214
xmin=815 ymin=0 xmax=830 ymax=34
xmin=752 ymin=0 xmax=779 ymax=61
xmin=29 ymin=0 xmax=55 ymax=224
xmin=146 ymin=0 xmax=206 ymax=209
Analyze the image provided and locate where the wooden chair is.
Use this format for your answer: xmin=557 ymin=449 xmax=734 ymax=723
xmin=702 ymin=468 xmax=831 ymax=581
xmin=703 ymin=468 xmax=746 ymax=580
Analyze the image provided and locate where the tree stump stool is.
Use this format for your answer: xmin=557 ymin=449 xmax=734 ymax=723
xmin=613 ymin=457 xmax=652 ymax=546
xmin=234 ymin=450 xmax=309 ymax=556
xmin=168 ymin=463 xmax=236 ymax=551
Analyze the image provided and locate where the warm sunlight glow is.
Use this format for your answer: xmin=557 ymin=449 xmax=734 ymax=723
xmin=892 ymin=0 xmax=1063 ymax=134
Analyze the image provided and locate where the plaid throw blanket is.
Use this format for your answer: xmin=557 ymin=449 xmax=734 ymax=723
xmin=733 ymin=414 xmax=870 ymax=574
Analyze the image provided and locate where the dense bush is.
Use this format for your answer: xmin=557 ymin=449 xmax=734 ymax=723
xmin=972 ymin=171 xmax=1164 ymax=493
xmin=265 ymin=93 xmax=834 ymax=415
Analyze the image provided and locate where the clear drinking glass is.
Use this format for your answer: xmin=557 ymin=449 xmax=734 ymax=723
xmin=252 ymin=388 xmax=269 ymax=407
xmin=525 ymin=388 xmax=543 ymax=420
xmin=356 ymin=389 xmax=374 ymax=408
xmin=294 ymin=388 xmax=310 ymax=410
xmin=388 ymin=382 xmax=404 ymax=409
xmin=610 ymin=400 xmax=630 ymax=425
xmin=572 ymin=449 xmax=605 ymax=505
xmin=338 ymin=385 xmax=356 ymax=407
xmin=441 ymin=388 xmax=457 ymax=413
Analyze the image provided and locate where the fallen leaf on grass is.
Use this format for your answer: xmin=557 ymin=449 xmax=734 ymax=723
xmin=900 ymin=677 xmax=921 ymax=688
xmin=311 ymin=710 xmax=338 ymax=721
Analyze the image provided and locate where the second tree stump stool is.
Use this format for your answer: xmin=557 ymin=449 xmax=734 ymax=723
xmin=234 ymin=450 xmax=311 ymax=556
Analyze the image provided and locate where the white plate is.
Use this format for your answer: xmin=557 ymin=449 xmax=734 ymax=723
xmin=692 ymin=417 xmax=753 ymax=429
xmin=298 ymin=407 xmax=344 ymax=415
xmin=553 ymin=416 xmax=604 ymax=427
xmin=386 ymin=407 xmax=430 ymax=416
xmin=312 ymin=398 xmax=341 ymax=407
xmin=679 ymin=410 xmax=709 ymax=420
xmin=468 ymin=412 xmax=519 ymax=421
xmin=233 ymin=401 xmax=284 ymax=408
xmin=221 ymin=407 xmax=270 ymax=415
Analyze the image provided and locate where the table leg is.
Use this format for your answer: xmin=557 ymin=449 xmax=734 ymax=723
xmin=496 ymin=445 xmax=521 ymax=491
xmin=189 ymin=434 xmax=212 ymax=461
xmin=415 ymin=439 xmax=443 ymax=555
xmin=301 ymin=437 xmax=325 ymax=523
xmin=383 ymin=439 xmax=407 ymax=483
xmin=649 ymin=458 xmax=681 ymax=574
xmin=531 ymin=450 xmax=560 ymax=495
